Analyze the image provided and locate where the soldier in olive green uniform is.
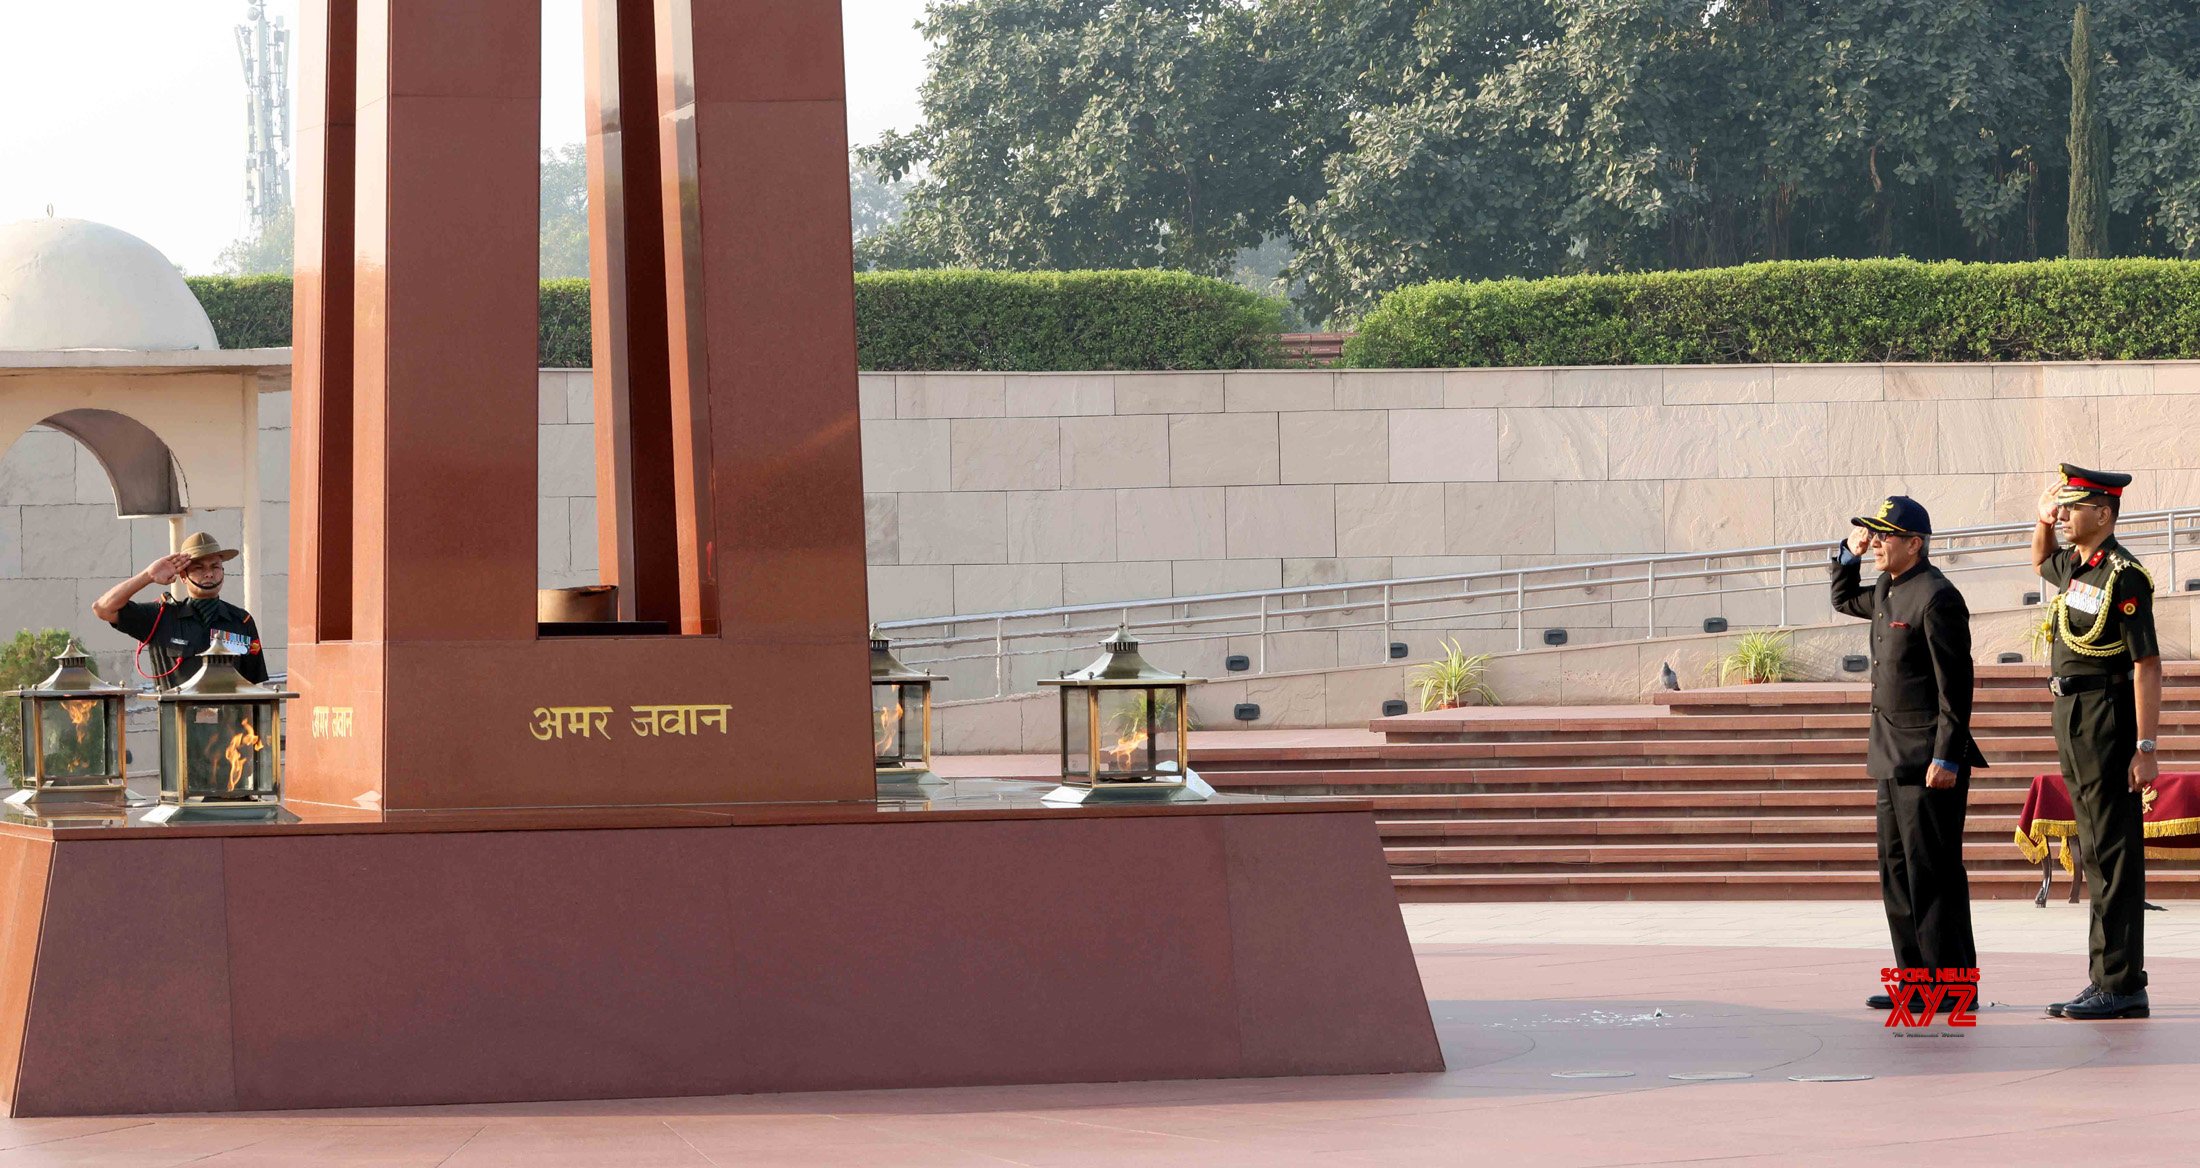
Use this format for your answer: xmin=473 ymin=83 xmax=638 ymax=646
xmin=2034 ymin=465 xmax=2161 ymax=1020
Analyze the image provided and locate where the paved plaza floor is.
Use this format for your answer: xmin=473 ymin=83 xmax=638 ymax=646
xmin=6 ymin=900 xmax=2194 ymax=1166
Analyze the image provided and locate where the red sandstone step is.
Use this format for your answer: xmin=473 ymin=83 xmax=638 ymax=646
xmin=1361 ymin=789 xmax=2032 ymax=816
xmin=1660 ymin=685 xmax=2200 ymax=711
xmin=1203 ymin=766 xmax=2078 ymax=792
xmin=1391 ymin=869 xmax=2200 ymax=901
xmin=1375 ymin=816 xmax=2023 ymax=840
xmin=1375 ymin=708 xmax=2200 ymax=738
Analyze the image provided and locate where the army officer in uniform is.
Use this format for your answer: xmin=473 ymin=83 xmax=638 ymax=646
xmin=2035 ymin=465 xmax=2159 ymax=1021
xmin=1832 ymin=496 xmax=1988 ymax=1009
xmin=90 ymin=531 xmax=269 ymax=690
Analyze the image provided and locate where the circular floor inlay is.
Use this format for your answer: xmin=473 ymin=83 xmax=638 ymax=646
xmin=1788 ymin=1074 xmax=1874 ymax=1083
xmin=1550 ymin=1070 xmax=1636 ymax=1079
xmin=1668 ymin=1071 xmax=1754 ymax=1081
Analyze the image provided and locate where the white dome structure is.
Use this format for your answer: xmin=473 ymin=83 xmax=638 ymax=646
xmin=0 ymin=218 xmax=220 ymax=351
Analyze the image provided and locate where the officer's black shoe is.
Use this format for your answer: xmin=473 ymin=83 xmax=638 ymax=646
xmin=1867 ymin=993 xmax=1895 ymax=1010
xmin=2061 ymin=988 xmax=2150 ymax=1019
xmin=2046 ymin=984 xmax=2101 ymax=1018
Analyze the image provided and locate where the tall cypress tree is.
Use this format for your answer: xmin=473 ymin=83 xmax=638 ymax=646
xmin=2067 ymin=3 xmax=2109 ymax=258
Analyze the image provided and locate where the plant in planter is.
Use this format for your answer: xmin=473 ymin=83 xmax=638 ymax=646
xmin=1 ymin=629 xmax=78 ymax=780
xmin=1408 ymin=639 xmax=1499 ymax=711
xmin=1719 ymin=629 xmax=1794 ymax=685
xmin=2023 ymin=615 xmax=2054 ymax=661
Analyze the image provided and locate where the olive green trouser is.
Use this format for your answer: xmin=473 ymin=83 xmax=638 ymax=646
xmin=2056 ymin=685 xmax=2148 ymax=995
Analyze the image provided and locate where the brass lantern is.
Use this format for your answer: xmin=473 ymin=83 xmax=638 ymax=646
xmin=6 ymin=637 xmax=128 ymax=798
xmin=154 ymin=651 xmax=296 ymax=808
xmin=1037 ymin=627 xmax=1211 ymax=805
xmin=872 ymin=629 xmax=946 ymax=785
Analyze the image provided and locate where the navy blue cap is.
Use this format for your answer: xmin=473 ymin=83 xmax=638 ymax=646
xmin=1851 ymin=496 xmax=1931 ymax=537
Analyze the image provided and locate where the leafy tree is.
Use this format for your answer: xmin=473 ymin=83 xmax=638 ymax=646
xmin=215 ymin=204 xmax=294 ymax=276
xmin=865 ymin=0 xmax=1307 ymax=274
xmin=848 ymin=0 xmax=2200 ymax=319
xmin=851 ymin=159 xmax=910 ymax=245
xmin=2069 ymin=4 xmax=2110 ymax=257
xmin=0 ymin=630 xmax=75 ymax=781
xmin=540 ymin=143 xmax=591 ymax=280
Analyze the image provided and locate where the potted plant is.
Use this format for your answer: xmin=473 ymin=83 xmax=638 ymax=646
xmin=1408 ymin=639 xmax=1500 ymax=710
xmin=1719 ymin=629 xmax=1794 ymax=685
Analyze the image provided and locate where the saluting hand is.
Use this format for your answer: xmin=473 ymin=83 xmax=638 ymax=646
xmin=143 ymin=553 xmax=194 ymax=585
xmin=2132 ymin=751 xmax=2159 ymax=794
xmin=2037 ymin=481 xmax=2064 ymax=526
xmin=1847 ymin=527 xmax=1871 ymax=558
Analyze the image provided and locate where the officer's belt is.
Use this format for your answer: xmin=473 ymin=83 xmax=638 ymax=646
xmin=2049 ymin=672 xmax=2132 ymax=697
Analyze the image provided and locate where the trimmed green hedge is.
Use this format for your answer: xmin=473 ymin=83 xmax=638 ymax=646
xmin=538 ymin=279 xmax=591 ymax=368
xmin=188 ymin=270 xmax=1284 ymax=371
xmin=184 ymin=276 xmax=293 ymax=350
xmin=853 ymin=270 xmax=1283 ymax=370
xmin=1345 ymin=259 xmax=2200 ymax=367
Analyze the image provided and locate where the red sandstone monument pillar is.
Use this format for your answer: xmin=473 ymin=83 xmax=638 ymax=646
xmin=286 ymin=0 xmax=872 ymax=811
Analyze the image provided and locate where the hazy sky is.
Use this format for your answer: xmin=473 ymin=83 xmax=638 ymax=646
xmin=0 ymin=0 xmax=932 ymax=273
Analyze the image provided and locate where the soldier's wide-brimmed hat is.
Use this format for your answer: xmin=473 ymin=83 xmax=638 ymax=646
xmin=1851 ymin=495 xmax=1932 ymax=537
xmin=178 ymin=532 xmax=240 ymax=564
xmin=2053 ymin=463 xmax=2132 ymax=507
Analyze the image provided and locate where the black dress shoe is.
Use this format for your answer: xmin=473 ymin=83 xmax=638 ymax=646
xmin=1868 ymin=993 xmax=1895 ymax=1010
xmin=2047 ymin=984 xmax=2101 ymax=1017
xmin=2062 ymin=988 xmax=2150 ymax=1019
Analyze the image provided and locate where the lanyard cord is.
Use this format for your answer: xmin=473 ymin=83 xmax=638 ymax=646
xmin=134 ymin=601 xmax=189 ymax=683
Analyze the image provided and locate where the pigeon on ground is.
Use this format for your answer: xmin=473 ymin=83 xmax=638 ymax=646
xmin=1660 ymin=662 xmax=1682 ymax=691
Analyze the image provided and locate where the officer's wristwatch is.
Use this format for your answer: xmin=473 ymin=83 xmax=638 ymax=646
xmin=2139 ymin=739 xmax=2159 ymax=754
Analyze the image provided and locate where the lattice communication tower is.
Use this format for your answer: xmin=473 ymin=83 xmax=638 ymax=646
xmin=236 ymin=1 xmax=293 ymax=229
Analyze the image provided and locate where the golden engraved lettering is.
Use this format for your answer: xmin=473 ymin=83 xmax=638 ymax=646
xmin=310 ymin=706 xmax=357 ymax=739
xmin=535 ymin=703 xmax=728 ymax=740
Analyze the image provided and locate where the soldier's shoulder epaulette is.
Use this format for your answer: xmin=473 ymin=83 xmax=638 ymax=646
xmin=2111 ymin=553 xmax=2156 ymax=589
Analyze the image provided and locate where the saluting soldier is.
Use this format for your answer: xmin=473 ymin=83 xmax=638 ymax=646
xmin=1832 ymin=496 xmax=1989 ymax=1011
xmin=89 ymin=532 xmax=269 ymax=691
xmin=2035 ymin=465 xmax=2160 ymax=1020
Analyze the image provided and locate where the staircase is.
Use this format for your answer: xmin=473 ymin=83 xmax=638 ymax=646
xmin=1196 ymin=662 xmax=2200 ymax=901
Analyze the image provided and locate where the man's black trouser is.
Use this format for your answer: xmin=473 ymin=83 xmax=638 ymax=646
xmin=2056 ymin=684 xmax=2148 ymax=994
xmin=1876 ymin=772 xmax=1977 ymax=972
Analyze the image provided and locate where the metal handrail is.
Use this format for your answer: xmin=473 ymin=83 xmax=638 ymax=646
xmin=880 ymin=508 xmax=2196 ymax=697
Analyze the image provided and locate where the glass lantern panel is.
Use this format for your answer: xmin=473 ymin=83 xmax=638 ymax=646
xmin=168 ymin=702 xmax=279 ymax=800
xmin=873 ymin=682 xmax=912 ymax=766
xmin=38 ymin=698 xmax=112 ymax=780
xmin=16 ymin=696 xmax=33 ymax=781
xmin=897 ymin=682 xmax=927 ymax=766
xmin=1094 ymin=686 xmax=1181 ymax=780
xmin=1060 ymin=688 xmax=1093 ymax=782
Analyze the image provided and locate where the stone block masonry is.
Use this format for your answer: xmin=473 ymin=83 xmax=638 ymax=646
xmin=6 ymin=361 xmax=2200 ymax=685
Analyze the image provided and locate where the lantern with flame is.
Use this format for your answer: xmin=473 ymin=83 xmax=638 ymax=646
xmin=7 ymin=637 xmax=128 ymax=797
xmin=1037 ymin=627 xmax=1211 ymax=805
xmin=154 ymin=651 xmax=296 ymax=807
xmin=872 ymin=629 xmax=946 ymax=783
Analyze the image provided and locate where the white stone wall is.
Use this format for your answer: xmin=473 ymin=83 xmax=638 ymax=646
xmin=860 ymin=363 xmax=2200 ymax=617
xmin=6 ymin=361 xmax=2199 ymax=687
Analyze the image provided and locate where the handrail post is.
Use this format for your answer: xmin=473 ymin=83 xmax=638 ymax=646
xmin=1778 ymin=551 xmax=1789 ymax=627
xmin=1515 ymin=574 xmax=1526 ymax=651
xmin=1381 ymin=583 xmax=1393 ymax=662
xmin=2171 ymin=509 xmax=2181 ymax=591
xmin=1644 ymin=561 xmax=1656 ymax=640
xmin=994 ymin=617 xmax=1006 ymax=698
xmin=1257 ymin=593 xmax=1269 ymax=674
